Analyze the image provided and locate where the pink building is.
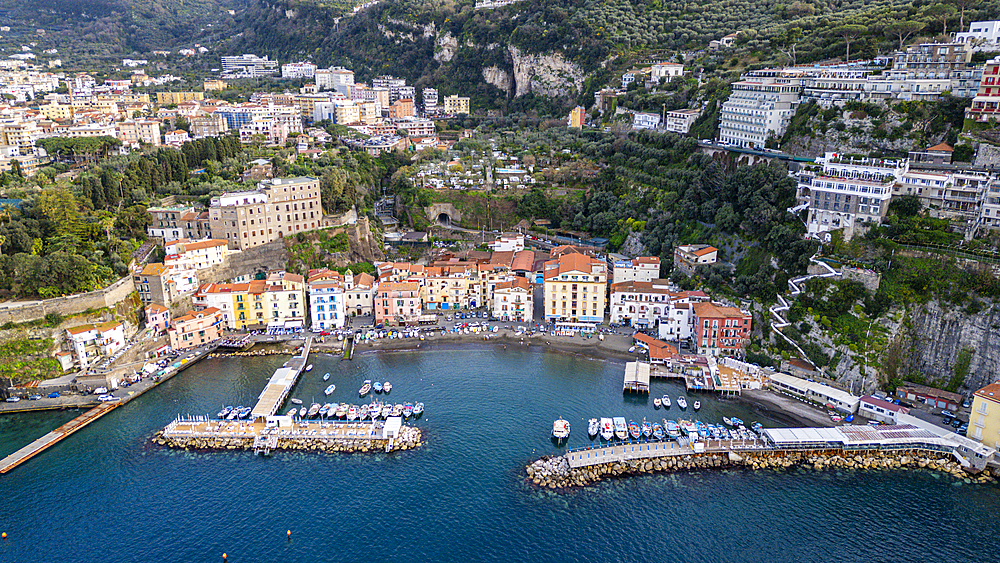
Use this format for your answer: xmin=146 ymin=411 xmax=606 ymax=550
xmin=145 ymin=303 xmax=171 ymax=333
xmin=375 ymin=281 xmax=421 ymax=326
xmin=167 ymin=307 xmax=224 ymax=350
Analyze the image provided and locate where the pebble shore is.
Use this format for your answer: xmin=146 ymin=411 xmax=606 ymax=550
xmin=526 ymin=450 xmax=999 ymax=489
xmin=152 ymin=426 xmax=423 ymax=454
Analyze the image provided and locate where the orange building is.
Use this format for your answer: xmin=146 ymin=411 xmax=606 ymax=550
xmin=692 ymin=301 xmax=752 ymax=356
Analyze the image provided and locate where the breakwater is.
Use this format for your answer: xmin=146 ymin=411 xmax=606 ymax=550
xmin=526 ymin=449 xmax=999 ymax=489
xmin=153 ymin=424 xmax=422 ymax=454
xmin=207 ymin=348 xmax=289 ymax=359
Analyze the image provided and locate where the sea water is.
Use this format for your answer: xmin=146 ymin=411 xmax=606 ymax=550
xmin=0 ymin=346 xmax=997 ymax=563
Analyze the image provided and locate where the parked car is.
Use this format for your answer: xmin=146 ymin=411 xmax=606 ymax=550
xmin=93 ymin=387 xmax=108 ymax=395
xmin=941 ymin=410 xmax=955 ymax=418
xmin=962 ymin=399 xmax=971 ymax=409
xmin=28 ymin=394 xmax=41 ymax=401
xmin=5 ymin=396 xmax=20 ymax=403
xmin=951 ymin=418 xmax=962 ymax=428
xmin=48 ymin=392 xmax=60 ymax=399
xmin=957 ymin=424 xmax=969 ymax=434
xmin=98 ymin=394 xmax=120 ymax=403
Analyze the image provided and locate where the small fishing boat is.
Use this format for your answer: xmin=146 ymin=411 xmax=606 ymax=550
xmin=299 ymin=406 xmax=307 ymax=417
xmin=652 ymin=422 xmax=665 ymax=441
xmin=600 ymin=418 xmax=614 ymax=441
xmin=696 ymin=421 xmax=709 ymax=438
xmin=392 ymin=404 xmax=403 ymax=417
xmin=226 ymin=408 xmax=239 ymax=421
xmin=752 ymin=422 xmax=763 ymax=431
xmin=383 ymin=381 xmax=392 ymax=394
xmin=308 ymin=403 xmax=320 ymax=418
xmin=653 ymin=397 xmax=661 ymax=408
xmin=402 ymin=402 xmax=414 ymax=417
xmin=217 ymin=406 xmax=233 ymax=419
xmin=318 ymin=404 xmax=330 ymax=417
xmin=413 ymin=402 xmax=424 ymax=416
xmin=324 ymin=384 xmax=336 ymax=395
xmin=628 ymin=420 xmax=641 ymax=439
xmin=291 ymin=398 xmax=303 ymax=405
xmin=381 ymin=404 xmax=392 ymax=418
xmin=677 ymin=396 xmax=687 ymax=409
xmin=588 ymin=418 xmax=599 ymax=438
xmin=359 ymin=404 xmax=369 ymax=420
xmin=305 ymin=364 xmax=313 ymax=372
xmin=613 ymin=417 xmax=628 ymax=440
xmin=286 ymin=408 xmax=297 ymax=417
xmin=693 ymin=400 xmax=701 ymax=411
xmin=552 ymin=418 xmax=571 ymax=441
xmin=323 ymin=372 xmax=330 ymax=381
xmin=373 ymin=381 xmax=383 ymax=393
xmin=641 ymin=419 xmax=652 ymax=438
xmin=731 ymin=417 xmax=744 ymax=427
xmin=665 ymin=419 xmax=681 ymax=439
xmin=661 ymin=395 xmax=670 ymax=408
xmin=335 ymin=403 xmax=348 ymax=418
xmin=347 ymin=405 xmax=358 ymax=421
xmin=723 ymin=416 xmax=734 ymax=427
xmin=359 ymin=380 xmax=372 ymax=396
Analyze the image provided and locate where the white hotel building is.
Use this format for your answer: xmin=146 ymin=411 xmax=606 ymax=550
xmin=718 ymin=71 xmax=801 ymax=149
xmin=800 ymin=153 xmax=907 ymax=240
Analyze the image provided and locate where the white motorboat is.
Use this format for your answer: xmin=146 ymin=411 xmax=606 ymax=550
xmin=383 ymin=381 xmax=392 ymax=394
xmin=290 ymin=398 xmax=303 ymax=405
xmin=654 ymin=397 xmax=661 ymax=408
xmin=324 ymin=384 xmax=336 ymax=395
xmin=588 ymin=418 xmax=599 ymax=438
xmin=552 ymin=418 xmax=570 ymax=441
xmin=600 ymin=418 xmax=614 ymax=441
xmin=677 ymin=396 xmax=687 ymax=409
xmin=305 ymin=364 xmax=313 ymax=372
xmin=661 ymin=395 xmax=670 ymax=408
xmin=298 ymin=406 xmax=307 ymax=417
xmin=693 ymin=400 xmax=701 ymax=411
xmin=613 ymin=417 xmax=628 ymax=440
xmin=323 ymin=372 xmax=330 ymax=381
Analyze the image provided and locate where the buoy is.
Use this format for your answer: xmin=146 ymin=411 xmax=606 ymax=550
xmin=222 ymin=554 xmax=227 ymax=561
xmin=287 ymin=530 xmax=291 ymax=538
xmin=2 ymin=532 xmax=6 ymax=539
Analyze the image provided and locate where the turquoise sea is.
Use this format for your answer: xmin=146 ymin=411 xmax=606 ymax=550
xmin=1 ymin=345 xmax=998 ymax=563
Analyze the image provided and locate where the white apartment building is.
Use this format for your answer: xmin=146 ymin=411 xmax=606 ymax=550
xmin=344 ymin=271 xmax=377 ymax=317
xmin=612 ymin=257 xmax=660 ymax=283
xmin=221 ymin=54 xmax=278 ymax=77
xmin=163 ymin=238 xmax=231 ymax=270
xmin=609 ymin=280 xmax=676 ymax=327
xmin=308 ymin=277 xmax=346 ymax=330
xmin=632 ymin=112 xmax=661 ymax=130
xmin=955 ymin=21 xmax=1000 ymax=52
xmin=65 ymin=321 xmax=126 ymax=369
xmin=978 ymin=180 xmax=1000 ymax=231
xmin=281 ymin=62 xmax=318 ymax=79
xmin=392 ymin=117 xmax=435 ymax=137
xmin=315 ymin=67 xmax=354 ymax=95
xmin=492 ymin=277 xmax=532 ymax=323
xmin=718 ymin=71 xmax=801 ymax=149
xmin=800 ymin=71 xmax=869 ymax=107
xmin=898 ymin=168 xmax=992 ymax=224
xmin=239 ymin=118 xmax=290 ymax=146
xmin=488 ymin=233 xmax=525 ymax=253
xmin=802 ymin=153 xmax=907 ymax=240
xmin=664 ymin=108 xmax=700 ymax=134
xmin=651 ymin=63 xmax=684 ymax=82
xmin=423 ymin=88 xmax=438 ymax=114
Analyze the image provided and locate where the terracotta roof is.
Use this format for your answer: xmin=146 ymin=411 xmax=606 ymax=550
xmin=490 ymin=251 xmax=515 ymax=267
xmin=511 ymin=250 xmax=535 ymax=272
xmin=140 ymin=263 xmax=167 ymax=276
xmin=66 ymin=324 xmax=97 ymax=335
xmin=96 ymin=321 xmax=122 ymax=332
xmin=543 ymin=252 xmax=605 ymax=280
xmin=145 ymin=303 xmax=169 ymax=313
xmin=381 ymin=281 xmax=420 ymax=292
xmin=495 ymin=277 xmax=531 ymax=291
xmin=177 ymin=239 xmax=228 ymax=252
xmin=692 ymin=301 xmax=748 ymax=319
xmin=353 ymin=272 xmax=376 ymax=287
xmin=692 ymin=246 xmax=718 ymax=257
xmin=925 ymin=142 xmax=953 ymax=152
xmin=898 ymin=381 xmax=962 ymax=403
xmin=974 ymin=382 xmax=1000 ymax=403
xmin=633 ymin=333 xmax=677 ymax=361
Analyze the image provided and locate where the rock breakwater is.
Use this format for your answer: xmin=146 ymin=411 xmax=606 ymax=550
xmin=526 ymin=450 xmax=997 ymax=489
xmin=153 ymin=426 xmax=423 ymax=454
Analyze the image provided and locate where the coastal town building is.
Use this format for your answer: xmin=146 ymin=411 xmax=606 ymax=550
xmin=664 ymin=108 xmax=700 ymax=134
xmin=768 ymin=373 xmax=860 ymax=414
xmin=965 ymin=56 xmax=1000 ymax=123
xmin=968 ymin=382 xmax=1000 ymax=447
xmin=543 ymin=252 xmax=608 ymax=323
xmin=691 ymin=301 xmax=751 ymax=356
xmin=488 ymin=233 xmax=525 ymax=253
xmin=375 ymin=281 xmax=422 ymax=326
xmin=145 ymin=304 xmax=171 ymax=333
xmin=167 ymin=308 xmax=224 ymax=350
xmin=281 ymin=62 xmax=318 ymax=79
xmin=163 ymin=238 xmax=231 ymax=270
xmin=859 ymin=395 xmax=910 ymax=425
xmin=64 ymin=321 xmax=127 ymax=369
xmin=195 ymin=272 xmax=305 ymax=331
xmin=307 ymin=271 xmax=346 ymax=331
xmin=568 ymin=106 xmax=585 ymax=129
xmin=209 ymin=177 xmax=322 ymax=250
xmin=146 ymin=206 xmax=212 ymax=242
xmin=133 ymin=262 xmax=198 ymax=306
xmin=801 ymin=152 xmax=907 ymax=240
xmin=608 ymin=280 xmax=675 ymax=328
xmin=632 ymin=112 xmax=661 ymax=130
xmin=156 ymin=91 xmax=204 ymax=105
xmin=612 ymin=257 xmax=660 ymax=283
xmin=492 ymin=277 xmax=532 ymax=322
xmin=651 ymin=62 xmax=684 ymax=82
xmin=344 ymin=271 xmax=378 ymax=317
xmin=956 ymin=21 xmax=1000 ymax=52
xmin=673 ymin=244 xmax=718 ymax=275
xmin=443 ymin=95 xmax=470 ymax=115
xmin=895 ymin=382 xmax=963 ymax=412
xmin=221 ymin=54 xmax=279 ymax=77
xmin=718 ymin=70 xmax=801 ymax=149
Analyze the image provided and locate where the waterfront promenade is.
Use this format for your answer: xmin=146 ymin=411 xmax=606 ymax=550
xmin=0 ymin=342 xmax=218 ymax=474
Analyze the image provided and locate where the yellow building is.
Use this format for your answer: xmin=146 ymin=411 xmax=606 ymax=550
xmin=203 ymin=79 xmax=227 ymax=91
xmin=568 ymin=106 xmax=584 ymax=129
xmin=421 ymin=270 xmax=474 ymax=311
xmin=543 ymin=250 xmax=607 ymax=323
xmin=157 ymin=91 xmax=205 ymax=105
xmin=195 ymin=271 xmax=305 ymax=331
xmin=40 ymin=102 xmax=73 ymax=121
xmin=968 ymin=382 xmax=1000 ymax=448
xmin=443 ymin=95 xmax=470 ymax=115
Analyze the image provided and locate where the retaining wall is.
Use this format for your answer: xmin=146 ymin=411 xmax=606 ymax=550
xmin=0 ymin=276 xmax=136 ymax=325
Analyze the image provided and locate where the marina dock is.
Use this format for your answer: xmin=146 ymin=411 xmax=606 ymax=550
xmin=0 ymin=342 xmax=218 ymax=474
xmin=250 ymin=337 xmax=311 ymax=419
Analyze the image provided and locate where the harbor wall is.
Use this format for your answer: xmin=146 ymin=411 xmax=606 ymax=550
xmin=527 ymin=449 xmax=997 ymax=489
xmin=0 ymin=276 xmax=136 ymax=325
xmin=154 ymin=425 xmax=422 ymax=454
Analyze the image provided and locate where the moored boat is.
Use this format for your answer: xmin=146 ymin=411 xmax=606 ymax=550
xmin=413 ymin=402 xmax=424 ymax=416
xmin=723 ymin=416 xmax=734 ymax=427
xmin=291 ymin=398 xmax=303 ymax=405
xmin=318 ymin=404 xmax=330 ymax=417
xmin=665 ymin=419 xmax=681 ymax=438
xmin=305 ymin=364 xmax=313 ymax=372
xmin=588 ymin=418 xmax=599 ymax=438
xmin=693 ymin=400 xmax=701 ymax=411
xmin=402 ymin=402 xmax=414 ymax=417
xmin=381 ymin=404 xmax=392 ymax=418
xmin=217 ymin=406 xmax=233 ymax=419
xmin=359 ymin=380 xmax=372 ymax=396
xmin=308 ymin=403 xmax=320 ymax=418
xmin=286 ymin=407 xmax=297 ymax=417
xmin=613 ymin=417 xmax=628 ymax=440
xmin=324 ymin=384 xmax=336 ymax=396
xmin=653 ymin=397 xmax=661 ymax=408
xmin=359 ymin=404 xmax=369 ymax=419
xmin=600 ymin=418 xmax=614 ymax=441
xmin=641 ymin=419 xmax=652 ymax=438
xmin=383 ymin=381 xmax=392 ymax=394
xmin=323 ymin=372 xmax=330 ymax=381
xmin=652 ymin=422 xmax=665 ymax=441
xmin=731 ymin=417 xmax=744 ymax=427
xmin=677 ymin=396 xmax=687 ymax=409
xmin=628 ymin=420 xmax=641 ymax=439
xmin=662 ymin=395 xmax=670 ymax=408
xmin=552 ymin=417 xmax=571 ymax=441
xmin=696 ymin=421 xmax=709 ymax=438
xmin=373 ymin=381 xmax=383 ymax=393
xmin=392 ymin=403 xmax=403 ymax=417
xmin=335 ymin=403 xmax=348 ymax=418
xmin=347 ymin=405 xmax=358 ymax=421
xmin=299 ymin=406 xmax=307 ymax=417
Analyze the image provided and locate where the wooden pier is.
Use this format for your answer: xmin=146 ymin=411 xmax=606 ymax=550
xmin=250 ymin=337 xmax=311 ymax=419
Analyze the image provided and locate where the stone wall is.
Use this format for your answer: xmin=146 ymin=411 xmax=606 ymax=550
xmin=197 ymin=239 xmax=290 ymax=285
xmin=842 ymin=266 xmax=881 ymax=292
xmin=0 ymin=276 xmax=136 ymax=325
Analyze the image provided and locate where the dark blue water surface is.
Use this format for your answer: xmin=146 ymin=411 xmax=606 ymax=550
xmin=1 ymin=345 xmax=998 ymax=563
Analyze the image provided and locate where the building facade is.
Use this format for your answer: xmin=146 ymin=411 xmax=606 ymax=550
xmin=543 ymin=252 xmax=608 ymax=323
xmin=612 ymin=257 xmax=660 ymax=284
xmin=968 ymin=382 xmax=1000 ymax=447
xmin=167 ymin=308 xmax=224 ymax=350
xmin=375 ymin=281 xmax=422 ymax=325
xmin=692 ymin=301 xmax=751 ymax=356
xmin=492 ymin=277 xmax=532 ymax=322
xmin=208 ymin=177 xmax=323 ymax=250
xmin=673 ymin=245 xmax=718 ymax=275
xmin=718 ymin=71 xmax=801 ymax=148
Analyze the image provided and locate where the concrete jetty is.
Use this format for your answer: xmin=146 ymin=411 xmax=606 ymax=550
xmin=0 ymin=343 xmax=218 ymax=474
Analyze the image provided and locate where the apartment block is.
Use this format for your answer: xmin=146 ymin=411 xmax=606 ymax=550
xmin=190 ymin=114 xmax=228 ymax=139
xmin=802 ymin=153 xmax=907 ymax=240
xmin=718 ymin=70 xmax=801 ymax=148
xmin=965 ymin=56 xmax=1000 ymax=123
xmin=692 ymin=301 xmax=751 ymax=356
xmin=147 ymin=206 xmax=211 ymax=241
xmin=65 ymin=321 xmax=126 ymax=369
xmin=307 ymin=269 xmax=346 ymax=331
xmin=221 ymin=54 xmax=278 ymax=77
xmin=375 ymin=281 xmax=422 ymax=326
xmin=145 ymin=304 xmax=171 ymax=333
xmin=543 ymin=251 xmax=607 ymax=323
xmin=673 ymin=245 xmax=718 ymax=275
xmin=664 ymin=108 xmax=700 ymax=134
xmin=612 ymin=256 xmax=660 ymax=283
xmin=492 ymin=277 xmax=532 ymax=322
xmin=167 ymin=308 xmax=224 ymax=350
xmin=209 ymin=177 xmax=322 ymax=250
xmin=443 ymin=95 xmax=470 ymax=115
xmin=955 ymin=21 xmax=1000 ymax=52
xmin=156 ymin=91 xmax=204 ymax=105
xmin=968 ymin=382 xmax=1000 ymax=448
xmin=163 ymin=238 xmax=231 ymax=270
xmin=315 ymin=67 xmax=354 ymax=95
xmin=281 ymin=62 xmax=318 ymax=79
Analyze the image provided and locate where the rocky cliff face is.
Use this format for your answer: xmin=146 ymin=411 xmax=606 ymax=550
xmin=508 ymin=46 xmax=585 ymax=98
xmin=482 ymin=65 xmax=512 ymax=95
xmin=903 ymin=300 xmax=1000 ymax=393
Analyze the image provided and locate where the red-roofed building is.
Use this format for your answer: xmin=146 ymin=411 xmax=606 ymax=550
xmin=673 ymin=244 xmax=718 ymax=275
xmin=633 ymin=332 xmax=677 ymax=363
xmin=543 ymin=252 xmax=607 ymax=323
xmin=168 ymin=307 xmax=224 ymax=350
xmin=969 ymin=382 xmax=1000 ymax=446
xmin=375 ymin=281 xmax=422 ymax=325
xmin=859 ymin=395 xmax=909 ymax=424
xmin=145 ymin=303 xmax=171 ymax=333
xmin=492 ymin=277 xmax=533 ymax=322
xmin=692 ymin=301 xmax=752 ymax=356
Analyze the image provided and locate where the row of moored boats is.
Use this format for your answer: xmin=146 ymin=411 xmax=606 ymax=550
xmin=553 ymin=415 xmax=764 ymax=442
xmin=217 ymin=406 xmax=253 ymax=420
xmin=358 ymin=379 xmax=392 ymax=396
xmin=285 ymin=400 xmax=423 ymax=421
xmin=652 ymin=395 xmax=700 ymax=411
